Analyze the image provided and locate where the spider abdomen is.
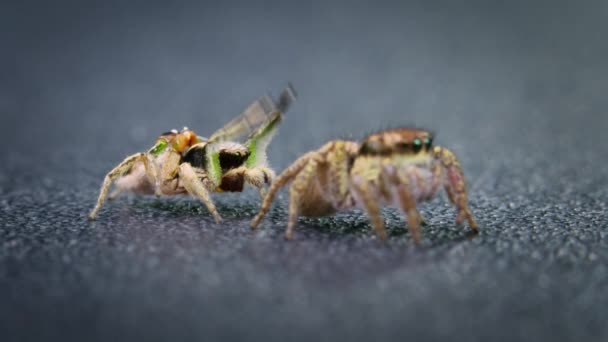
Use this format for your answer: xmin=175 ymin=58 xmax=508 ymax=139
xmin=298 ymin=182 xmax=338 ymax=216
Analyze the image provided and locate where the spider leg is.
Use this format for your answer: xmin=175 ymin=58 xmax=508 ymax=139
xmin=433 ymin=146 xmax=478 ymax=232
xmin=284 ymin=157 xmax=319 ymax=240
xmin=326 ymin=141 xmax=355 ymax=208
xmin=178 ymin=163 xmax=222 ymax=223
xmin=419 ymin=214 xmax=428 ymax=226
xmin=89 ymin=152 xmax=156 ymax=220
xmin=242 ymin=166 xmax=275 ymax=200
xmin=397 ymin=188 xmax=423 ymax=243
xmin=414 ymin=162 xmax=444 ymax=226
xmin=250 ymin=151 xmax=317 ymax=229
xmin=351 ymin=175 xmax=387 ymax=241
xmin=379 ymin=163 xmax=424 ymax=243
xmin=157 ymin=150 xmax=182 ymax=196
xmin=107 ymin=188 xmax=123 ymax=200
xmin=392 ymin=167 xmax=424 ymax=244
xmin=258 ymin=187 xmax=267 ymax=200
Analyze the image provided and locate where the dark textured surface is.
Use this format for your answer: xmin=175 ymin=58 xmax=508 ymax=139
xmin=1 ymin=1 xmax=608 ymax=341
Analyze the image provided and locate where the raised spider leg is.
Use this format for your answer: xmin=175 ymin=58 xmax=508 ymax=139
xmin=88 ymin=152 xmax=157 ymax=220
xmin=433 ymin=146 xmax=478 ymax=232
xmin=351 ymin=175 xmax=387 ymax=241
xmin=250 ymin=151 xmax=317 ymax=229
xmin=178 ymin=163 xmax=222 ymax=223
xmin=257 ymin=166 xmax=275 ymax=200
xmin=218 ymin=166 xmax=272 ymax=200
xmin=243 ymin=166 xmax=276 ymax=200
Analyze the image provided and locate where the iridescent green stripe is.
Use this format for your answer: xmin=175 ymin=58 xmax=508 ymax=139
xmin=149 ymin=140 xmax=168 ymax=156
xmin=245 ymin=112 xmax=281 ymax=167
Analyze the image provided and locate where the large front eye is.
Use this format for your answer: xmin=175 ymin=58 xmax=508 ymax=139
xmin=413 ymin=139 xmax=422 ymax=153
xmin=424 ymin=137 xmax=433 ymax=150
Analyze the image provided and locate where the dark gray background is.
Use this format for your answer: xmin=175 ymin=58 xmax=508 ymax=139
xmin=1 ymin=1 xmax=607 ymax=341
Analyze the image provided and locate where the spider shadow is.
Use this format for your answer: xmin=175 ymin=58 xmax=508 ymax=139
xmin=116 ymin=196 xmax=481 ymax=247
xmin=277 ymin=208 xmax=480 ymax=248
xmin=121 ymin=194 xmax=264 ymax=221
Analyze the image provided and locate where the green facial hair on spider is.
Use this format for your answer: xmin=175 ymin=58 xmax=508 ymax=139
xmin=88 ymin=84 xmax=297 ymax=223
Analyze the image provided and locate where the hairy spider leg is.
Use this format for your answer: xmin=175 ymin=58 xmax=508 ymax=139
xmin=250 ymin=151 xmax=318 ymax=229
xmin=284 ymin=157 xmax=320 ymax=240
xmin=250 ymin=140 xmax=354 ymax=232
xmin=350 ymin=174 xmax=387 ymax=241
xmin=388 ymin=165 xmax=424 ymax=243
xmin=326 ymin=141 xmax=357 ymax=209
xmin=178 ymin=163 xmax=222 ymax=223
xmin=220 ymin=165 xmax=275 ymax=199
xmin=89 ymin=153 xmax=158 ymax=220
xmin=433 ymin=146 xmax=478 ymax=231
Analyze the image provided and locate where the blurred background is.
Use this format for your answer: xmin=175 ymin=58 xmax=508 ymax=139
xmin=1 ymin=1 xmax=607 ymax=341
xmin=3 ymin=0 xmax=607 ymax=161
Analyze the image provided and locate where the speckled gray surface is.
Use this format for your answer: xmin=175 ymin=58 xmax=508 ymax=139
xmin=1 ymin=1 xmax=608 ymax=341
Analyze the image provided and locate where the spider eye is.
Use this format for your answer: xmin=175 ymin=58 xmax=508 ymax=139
xmin=424 ymin=137 xmax=433 ymax=149
xmin=412 ymin=139 xmax=422 ymax=153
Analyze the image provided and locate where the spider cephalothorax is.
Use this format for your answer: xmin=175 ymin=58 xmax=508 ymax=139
xmin=358 ymin=128 xmax=433 ymax=156
xmin=251 ymin=128 xmax=478 ymax=243
xmin=88 ymin=84 xmax=297 ymax=222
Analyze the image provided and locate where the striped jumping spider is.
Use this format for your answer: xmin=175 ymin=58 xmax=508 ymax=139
xmin=250 ymin=128 xmax=478 ymax=243
xmin=89 ymin=85 xmax=297 ymax=222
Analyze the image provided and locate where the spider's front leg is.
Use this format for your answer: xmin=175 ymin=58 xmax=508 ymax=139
xmin=433 ymin=146 xmax=478 ymax=232
xmin=349 ymin=152 xmax=390 ymax=241
xmin=383 ymin=163 xmax=424 ymax=244
xmin=351 ymin=163 xmax=386 ymax=240
xmin=284 ymin=156 xmax=322 ymax=240
xmin=326 ymin=141 xmax=357 ymax=208
xmin=155 ymin=150 xmax=183 ymax=196
xmin=241 ymin=166 xmax=276 ymax=200
xmin=250 ymin=151 xmax=317 ymax=230
xmin=350 ymin=174 xmax=387 ymax=241
xmin=178 ymin=163 xmax=222 ymax=223
xmin=89 ymin=152 xmax=157 ymax=220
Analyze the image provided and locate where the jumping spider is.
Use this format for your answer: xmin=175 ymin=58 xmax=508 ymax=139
xmin=89 ymin=84 xmax=297 ymax=222
xmin=250 ymin=128 xmax=478 ymax=243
